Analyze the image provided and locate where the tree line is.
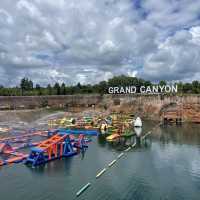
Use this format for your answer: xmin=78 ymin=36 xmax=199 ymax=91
xmin=0 ymin=76 xmax=199 ymax=96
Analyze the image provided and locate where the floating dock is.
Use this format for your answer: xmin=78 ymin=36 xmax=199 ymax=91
xmin=0 ymin=131 xmax=47 ymax=143
xmin=48 ymin=129 xmax=99 ymax=137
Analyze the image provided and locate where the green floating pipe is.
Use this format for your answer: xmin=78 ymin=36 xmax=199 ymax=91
xmin=117 ymin=153 xmax=124 ymax=159
xmin=76 ymin=182 xmax=91 ymax=197
xmin=124 ymin=147 xmax=131 ymax=152
xmin=96 ymin=168 xmax=107 ymax=178
xmin=108 ymin=159 xmax=117 ymax=167
xmin=131 ymin=142 xmax=136 ymax=148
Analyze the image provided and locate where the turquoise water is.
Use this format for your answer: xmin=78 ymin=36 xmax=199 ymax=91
xmin=0 ymin=122 xmax=200 ymax=200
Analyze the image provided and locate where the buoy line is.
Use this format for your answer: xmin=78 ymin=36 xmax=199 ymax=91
xmin=96 ymin=168 xmax=107 ymax=178
xmin=75 ymin=125 xmax=158 ymax=197
xmin=124 ymin=146 xmax=131 ymax=152
xmin=131 ymin=142 xmax=136 ymax=148
xmin=108 ymin=159 xmax=117 ymax=167
xmin=117 ymin=152 xmax=124 ymax=159
xmin=76 ymin=182 xmax=91 ymax=197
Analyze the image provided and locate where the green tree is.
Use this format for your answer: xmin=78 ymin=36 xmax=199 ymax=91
xmin=0 ymin=75 xmax=199 ymax=96
xmin=176 ymin=82 xmax=183 ymax=94
xmin=35 ymin=84 xmax=42 ymax=95
xmin=54 ymin=82 xmax=61 ymax=95
xmin=47 ymin=84 xmax=52 ymax=95
xmin=183 ymin=83 xmax=192 ymax=93
xmin=96 ymin=81 xmax=107 ymax=94
xmin=159 ymin=80 xmax=167 ymax=86
xmin=61 ymin=83 xmax=66 ymax=95
xmin=192 ymin=81 xmax=200 ymax=94
xmin=20 ymin=78 xmax=33 ymax=95
xmin=28 ymin=80 xmax=33 ymax=90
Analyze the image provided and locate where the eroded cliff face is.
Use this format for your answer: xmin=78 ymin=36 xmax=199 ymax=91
xmin=182 ymin=103 xmax=200 ymax=122
xmin=0 ymin=94 xmax=199 ymax=122
xmin=105 ymin=95 xmax=200 ymax=122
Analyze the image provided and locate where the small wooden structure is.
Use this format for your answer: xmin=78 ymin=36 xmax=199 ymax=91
xmin=162 ymin=109 xmax=182 ymax=125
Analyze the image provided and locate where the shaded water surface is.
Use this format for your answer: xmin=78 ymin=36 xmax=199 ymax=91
xmin=0 ymin=121 xmax=200 ymax=200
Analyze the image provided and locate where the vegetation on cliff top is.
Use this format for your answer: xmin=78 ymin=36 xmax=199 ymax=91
xmin=0 ymin=76 xmax=199 ymax=96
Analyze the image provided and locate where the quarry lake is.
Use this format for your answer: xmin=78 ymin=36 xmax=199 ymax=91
xmin=0 ymin=119 xmax=200 ymax=200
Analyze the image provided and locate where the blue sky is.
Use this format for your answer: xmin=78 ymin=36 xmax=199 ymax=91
xmin=0 ymin=0 xmax=200 ymax=86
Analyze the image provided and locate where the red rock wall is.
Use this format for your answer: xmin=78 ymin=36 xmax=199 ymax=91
xmin=0 ymin=94 xmax=199 ymax=122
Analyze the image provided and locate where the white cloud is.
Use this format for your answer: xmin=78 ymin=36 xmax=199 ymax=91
xmin=190 ymin=26 xmax=200 ymax=44
xmin=99 ymin=40 xmax=118 ymax=53
xmin=0 ymin=0 xmax=200 ymax=86
xmin=140 ymin=27 xmax=200 ymax=81
xmin=17 ymin=0 xmax=41 ymax=18
xmin=0 ymin=9 xmax=13 ymax=25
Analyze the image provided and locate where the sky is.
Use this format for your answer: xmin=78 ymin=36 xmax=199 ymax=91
xmin=0 ymin=0 xmax=200 ymax=86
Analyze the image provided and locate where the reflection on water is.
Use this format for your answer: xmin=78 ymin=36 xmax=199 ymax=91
xmin=0 ymin=121 xmax=200 ymax=200
xmin=98 ymin=124 xmax=152 ymax=151
xmin=134 ymin=127 xmax=142 ymax=137
xmin=154 ymin=123 xmax=200 ymax=147
xmin=98 ymin=131 xmax=152 ymax=151
xmin=28 ymin=157 xmax=74 ymax=177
